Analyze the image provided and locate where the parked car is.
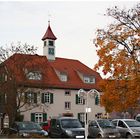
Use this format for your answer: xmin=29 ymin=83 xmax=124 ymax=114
xmin=8 ymin=121 xmax=48 ymax=138
xmin=39 ymin=121 xmax=50 ymax=132
xmin=135 ymin=114 xmax=140 ymax=122
xmin=88 ymin=119 xmax=121 ymax=138
xmin=49 ymin=117 xmax=85 ymax=138
xmin=112 ymin=119 xmax=140 ymax=138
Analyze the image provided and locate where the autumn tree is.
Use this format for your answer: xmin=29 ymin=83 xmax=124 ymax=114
xmin=94 ymin=3 xmax=140 ymax=117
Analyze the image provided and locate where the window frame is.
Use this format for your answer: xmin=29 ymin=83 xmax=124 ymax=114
xmin=48 ymin=48 xmax=54 ymax=55
xmin=42 ymin=92 xmax=53 ymax=104
xmin=83 ymin=76 xmax=95 ymax=84
xmin=65 ymin=102 xmax=71 ymax=110
xmin=25 ymin=92 xmax=37 ymax=104
xmin=26 ymin=71 xmax=42 ymax=80
xmin=35 ymin=113 xmax=43 ymax=123
xmin=48 ymin=40 xmax=54 ymax=46
xmin=60 ymin=73 xmax=67 ymax=82
xmin=65 ymin=90 xmax=71 ymax=96
xmin=44 ymin=93 xmax=51 ymax=103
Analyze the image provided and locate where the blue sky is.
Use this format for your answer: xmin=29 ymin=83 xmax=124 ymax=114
xmin=0 ymin=1 xmax=138 ymax=76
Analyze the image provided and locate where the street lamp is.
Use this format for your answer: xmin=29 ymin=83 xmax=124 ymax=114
xmin=77 ymin=89 xmax=100 ymax=139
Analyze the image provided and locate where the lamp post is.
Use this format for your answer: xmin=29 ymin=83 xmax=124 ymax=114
xmin=77 ymin=89 xmax=100 ymax=139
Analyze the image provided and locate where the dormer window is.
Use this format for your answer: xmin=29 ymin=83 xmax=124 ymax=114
xmin=60 ymin=73 xmax=67 ymax=82
xmin=26 ymin=71 xmax=42 ymax=80
xmin=83 ymin=76 xmax=95 ymax=84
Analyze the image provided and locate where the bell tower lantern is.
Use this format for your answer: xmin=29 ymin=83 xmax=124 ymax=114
xmin=42 ymin=22 xmax=57 ymax=60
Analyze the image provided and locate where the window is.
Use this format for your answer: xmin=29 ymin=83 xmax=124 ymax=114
xmin=25 ymin=92 xmax=37 ymax=104
xmin=83 ymin=76 xmax=95 ymax=84
xmin=78 ymin=97 xmax=84 ymax=104
xmin=44 ymin=93 xmax=50 ymax=103
xmin=26 ymin=71 xmax=42 ymax=80
xmin=65 ymin=102 xmax=71 ymax=110
xmin=76 ymin=94 xmax=85 ymax=105
xmin=118 ymin=121 xmax=127 ymax=128
xmin=35 ymin=113 xmax=43 ymax=123
xmin=92 ymin=121 xmax=98 ymax=127
xmin=44 ymin=41 xmax=46 ymax=46
xmin=60 ymin=73 xmax=67 ymax=82
xmin=49 ymin=48 xmax=54 ymax=55
xmin=112 ymin=120 xmax=118 ymax=126
xmin=48 ymin=40 xmax=54 ymax=46
xmin=31 ymin=113 xmax=47 ymax=123
xmin=65 ymin=90 xmax=71 ymax=96
xmin=42 ymin=92 xmax=53 ymax=104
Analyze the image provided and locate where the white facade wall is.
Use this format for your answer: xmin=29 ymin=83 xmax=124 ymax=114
xmin=20 ymin=88 xmax=105 ymax=122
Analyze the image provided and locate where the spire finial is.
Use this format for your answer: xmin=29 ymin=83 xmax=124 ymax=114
xmin=48 ymin=12 xmax=51 ymax=26
xmin=48 ymin=20 xmax=50 ymax=26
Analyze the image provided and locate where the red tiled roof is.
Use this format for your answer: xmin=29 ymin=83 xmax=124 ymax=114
xmin=3 ymin=53 xmax=102 ymax=90
xmin=42 ymin=24 xmax=57 ymax=40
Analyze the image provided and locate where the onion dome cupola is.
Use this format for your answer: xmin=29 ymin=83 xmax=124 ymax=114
xmin=42 ymin=22 xmax=57 ymax=60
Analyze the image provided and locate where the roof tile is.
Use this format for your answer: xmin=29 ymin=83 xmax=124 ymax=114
xmin=3 ymin=53 xmax=102 ymax=90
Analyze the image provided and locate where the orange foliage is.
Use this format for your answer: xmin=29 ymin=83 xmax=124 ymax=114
xmin=99 ymin=78 xmax=140 ymax=113
xmin=94 ymin=4 xmax=140 ymax=113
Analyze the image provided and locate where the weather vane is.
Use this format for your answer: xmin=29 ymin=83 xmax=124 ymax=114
xmin=48 ymin=12 xmax=51 ymax=25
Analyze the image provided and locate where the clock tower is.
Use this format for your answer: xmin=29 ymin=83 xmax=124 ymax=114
xmin=42 ymin=22 xmax=57 ymax=60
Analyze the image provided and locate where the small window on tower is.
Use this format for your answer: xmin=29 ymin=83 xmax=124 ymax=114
xmin=48 ymin=40 xmax=54 ymax=46
xmin=49 ymin=48 xmax=54 ymax=55
xmin=44 ymin=41 xmax=46 ymax=46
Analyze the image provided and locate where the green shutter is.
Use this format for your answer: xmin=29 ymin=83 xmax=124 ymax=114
xmin=43 ymin=113 xmax=47 ymax=122
xmin=31 ymin=113 xmax=35 ymax=122
xmin=42 ymin=93 xmax=45 ymax=103
xmin=83 ymin=99 xmax=85 ymax=105
xmin=95 ymin=95 xmax=99 ymax=105
xmin=76 ymin=94 xmax=78 ymax=104
xmin=34 ymin=93 xmax=37 ymax=103
xmin=77 ymin=113 xmax=80 ymax=121
xmin=50 ymin=93 xmax=53 ymax=104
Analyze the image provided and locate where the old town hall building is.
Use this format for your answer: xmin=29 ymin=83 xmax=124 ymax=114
xmin=0 ymin=23 xmax=105 ymax=127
